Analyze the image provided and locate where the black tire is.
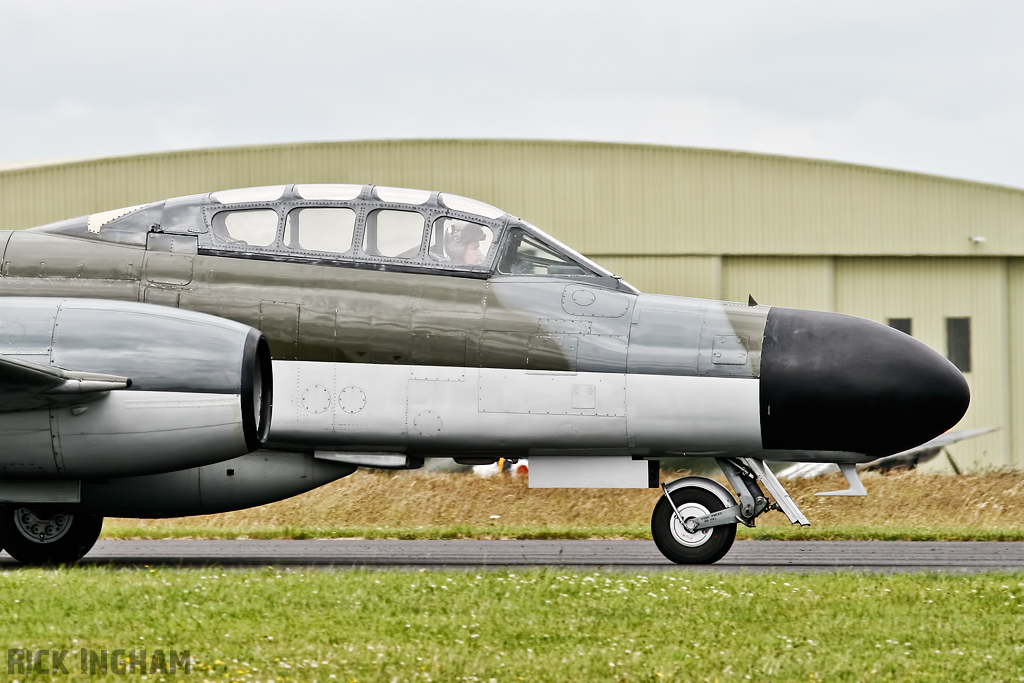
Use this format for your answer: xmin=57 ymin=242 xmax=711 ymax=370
xmin=651 ymin=487 xmax=736 ymax=564
xmin=0 ymin=507 xmax=103 ymax=566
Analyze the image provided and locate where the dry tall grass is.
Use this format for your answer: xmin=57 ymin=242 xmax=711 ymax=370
xmin=103 ymin=469 xmax=1024 ymax=537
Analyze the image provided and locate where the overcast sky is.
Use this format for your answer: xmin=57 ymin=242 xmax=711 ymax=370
xmin=2 ymin=1 xmax=1022 ymax=187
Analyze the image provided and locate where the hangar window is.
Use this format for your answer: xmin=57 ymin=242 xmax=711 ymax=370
xmin=211 ymin=209 xmax=278 ymax=247
xmin=428 ymin=217 xmax=495 ymax=267
xmin=362 ymin=209 xmax=425 ymax=259
xmin=946 ymin=317 xmax=971 ymax=373
xmin=284 ymin=208 xmax=356 ymax=254
xmin=888 ymin=318 xmax=912 ymax=335
xmin=497 ymin=228 xmax=593 ymax=277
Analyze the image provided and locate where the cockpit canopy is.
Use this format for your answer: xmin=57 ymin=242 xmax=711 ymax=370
xmin=31 ymin=184 xmax=627 ymax=287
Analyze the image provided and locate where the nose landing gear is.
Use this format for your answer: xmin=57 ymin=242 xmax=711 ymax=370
xmin=0 ymin=507 xmax=103 ymax=565
xmin=652 ymin=485 xmax=737 ymax=564
xmin=651 ymin=457 xmax=811 ymax=565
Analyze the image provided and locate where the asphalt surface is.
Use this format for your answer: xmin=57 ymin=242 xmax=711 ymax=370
xmin=3 ymin=540 xmax=1024 ymax=572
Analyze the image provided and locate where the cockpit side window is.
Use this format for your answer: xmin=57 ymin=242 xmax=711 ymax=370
xmin=362 ymin=209 xmax=425 ymax=259
xmin=428 ymin=217 xmax=495 ymax=267
xmin=283 ymin=207 xmax=356 ymax=254
xmin=497 ymin=228 xmax=594 ymax=276
xmin=211 ymin=209 xmax=278 ymax=247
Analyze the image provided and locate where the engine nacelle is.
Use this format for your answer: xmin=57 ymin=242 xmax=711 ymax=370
xmin=0 ymin=297 xmax=272 ymax=479
xmin=75 ymin=451 xmax=356 ymax=518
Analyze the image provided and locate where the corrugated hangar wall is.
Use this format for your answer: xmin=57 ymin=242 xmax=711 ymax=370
xmin=1 ymin=139 xmax=1023 ymax=471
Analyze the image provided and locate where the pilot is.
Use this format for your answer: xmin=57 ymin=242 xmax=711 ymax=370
xmin=446 ymin=223 xmax=486 ymax=265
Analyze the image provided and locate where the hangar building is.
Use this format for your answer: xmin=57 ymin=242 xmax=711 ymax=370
xmin=1 ymin=140 xmax=1021 ymax=471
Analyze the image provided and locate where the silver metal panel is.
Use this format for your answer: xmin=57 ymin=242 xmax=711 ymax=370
xmin=143 ymin=287 xmax=180 ymax=307
xmin=0 ymin=390 xmax=250 ymax=480
xmin=484 ymin=281 xmax=582 ymax=332
xmin=144 ymin=232 xmax=196 ymax=286
xmin=697 ymin=303 xmax=767 ymax=378
xmin=409 ymin=369 xmax=628 ymax=453
xmin=144 ymin=231 xmax=197 ymax=289
xmin=625 ymin=374 xmax=762 ymax=455
xmin=538 ymin=318 xmax=592 ymax=335
xmin=0 ymin=298 xmax=60 ymax=355
xmin=261 ymin=300 xmax=300 ymax=359
xmin=0 ymin=480 xmax=80 ymax=503
xmin=712 ymin=335 xmax=749 ymax=365
xmin=529 ymin=456 xmax=650 ymax=488
xmin=528 ymin=334 xmax=578 ymax=368
xmin=270 ymin=361 xmax=630 ymax=454
xmin=43 ymin=298 xmax=250 ymax=394
xmin=51 ymin=391 xmax=249 ymax=478
xmin=561 ymin=284 xmax=630 ymax=318
xmin=0 ymin=409 xmax=56 ymax=477
xmin=571 ymin=384 xmax=597 ymax=409
xmin=478 ymin=370 xmax=626 ymax=417
xmin=409 ymin=365 xmax=465 ymax=382
xmin=77 ymin=451 xmax=355 ymax=517
xmin=577 ymin=334 xmax=628 ymax=373
xmin=626 ymin=295 xmax=703 ymax=375
xmin=269 ymin=360 xmax=409 ymax=449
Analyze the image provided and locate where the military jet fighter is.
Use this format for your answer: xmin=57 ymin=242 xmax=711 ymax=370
xmin=0 ymin=184 xmax=970 ymax=565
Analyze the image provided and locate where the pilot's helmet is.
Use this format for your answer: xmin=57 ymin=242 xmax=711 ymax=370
xmin=446 ymin=222 xmax=486 ymax=263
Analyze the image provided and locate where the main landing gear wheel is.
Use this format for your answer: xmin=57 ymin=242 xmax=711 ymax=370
xmin=0 ymin=507 xmax=103 ymax=566
xmin=652 ymin=487 xmax=736 ymax=565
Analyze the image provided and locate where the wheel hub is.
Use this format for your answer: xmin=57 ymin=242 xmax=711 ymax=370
xmin=13 ymin=508 xmax=74 ymax=544
xmin=668 ymin=501 xmax=713 ymax=547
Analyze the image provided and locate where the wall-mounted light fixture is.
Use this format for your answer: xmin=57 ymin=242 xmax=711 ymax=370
xmin=969 ymin=236 xmax=987 ymax=244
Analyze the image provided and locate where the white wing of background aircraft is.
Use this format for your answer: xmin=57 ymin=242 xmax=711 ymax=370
xmin=777 ymin=427 xmax=999 ymax=480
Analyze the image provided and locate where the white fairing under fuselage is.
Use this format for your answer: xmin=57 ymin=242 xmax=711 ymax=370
xmin=267 ymin=360 xmax=763 ymax=457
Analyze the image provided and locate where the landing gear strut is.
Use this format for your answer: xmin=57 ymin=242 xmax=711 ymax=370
xmin=651 ymin=457 xmax=811 ymax=565
xmin=0 ymin=507 xmax=103 ymax=565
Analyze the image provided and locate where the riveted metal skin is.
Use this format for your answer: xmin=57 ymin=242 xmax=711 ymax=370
xmin=0 ymin=185 xmax=767 ymax=379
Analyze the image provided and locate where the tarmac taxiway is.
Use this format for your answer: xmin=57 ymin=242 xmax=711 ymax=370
xmin=3 ymin=539 xmax=1022 ymax=572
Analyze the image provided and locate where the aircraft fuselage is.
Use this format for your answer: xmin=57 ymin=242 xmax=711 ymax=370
xmin=0 ymin=183 xmax=971 ymax=564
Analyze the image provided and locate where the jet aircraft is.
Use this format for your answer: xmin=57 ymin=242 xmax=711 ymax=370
xmin=0 ymin=184 xmax=970 ymax=564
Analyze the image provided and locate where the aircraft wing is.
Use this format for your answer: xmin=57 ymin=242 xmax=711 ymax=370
xmin=777 ymin=427 xmax=1000 ymax=478
xmin=896 ymin=426 xmax=999 ymax=453
xmin=0 ymin=353 xmax=131 ymax=412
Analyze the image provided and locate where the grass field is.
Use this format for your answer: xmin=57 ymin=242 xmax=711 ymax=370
xmin=3 ymin=567 xmax=1024 ymax=682
xmin=103 ymin=469 xmax=1024 ymax=541
xmin=16 ymin=471 xmax=1024 ymax=681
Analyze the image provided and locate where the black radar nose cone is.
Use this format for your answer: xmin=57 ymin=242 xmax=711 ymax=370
xmin=760 ymin=308 xmax=970 ymax=457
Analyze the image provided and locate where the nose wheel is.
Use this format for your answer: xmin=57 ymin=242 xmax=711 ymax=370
xmin=0 ymin=507 xmax=103 ymax=565
xmin=651 ymin=487 xmax=736 ymax=564
xmin=652 ymin=458 xmax=813 ymax=564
